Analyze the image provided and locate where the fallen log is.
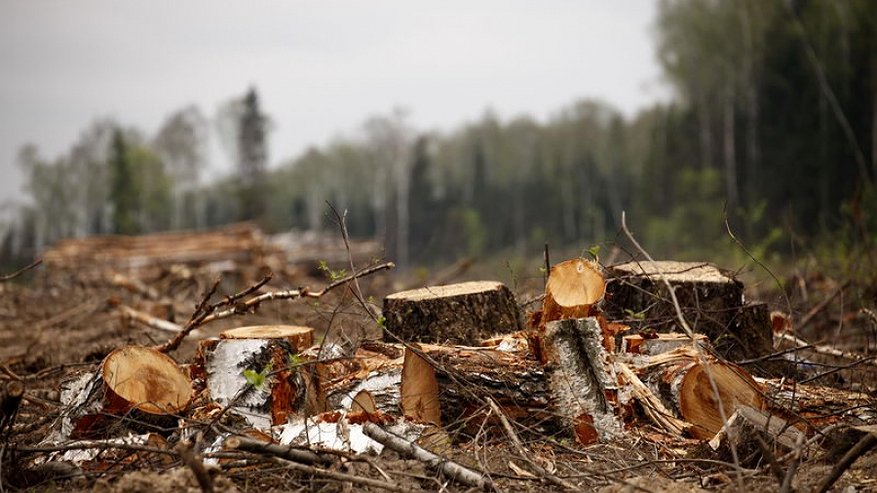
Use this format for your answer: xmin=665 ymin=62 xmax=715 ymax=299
xmin=636 ymin=348 xmax=764 ymax=439
xmin=383 ymin=281 xmax=522 ymax=345
xmin=415 ymin=344 xmax=556 ymax=435
xmin=621 ymin=332 xmax=709 ymax=355
xmin=707 ymin=406 xmax=807 ymax=466
xmin=195 ymin=326 xmax=317 ymax=428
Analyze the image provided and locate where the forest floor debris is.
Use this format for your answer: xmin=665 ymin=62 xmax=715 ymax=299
xmin=1 ymin=225 xmax=876 ymax=492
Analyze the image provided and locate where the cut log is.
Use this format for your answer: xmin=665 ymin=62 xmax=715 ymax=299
xmin=196 ymin=327 xmax=317 ymax=428
xmin=637 ymin=349 xmax=764 ymax=439
xmin=416 ymin=344 xmax=557 ymax=436
xmin=383 ymin=281 xmax=522 ymax=345
xmin=324 ymin=344 xmax=403 ymax=415
xmin=541 ymin=258 xmax=606 ymax=324
xmin=604 ymin=261 xmax=770 ymax=360
xmin=48 ymin=347 xmax=193 ymax=440
xmin=541 ymin=317 xmax=621 ymax=444
xmin=400 ymin=345 xmax=441 ymax=425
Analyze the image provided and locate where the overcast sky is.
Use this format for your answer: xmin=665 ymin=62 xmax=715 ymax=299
xmin=0 ymin=1 xmax=668 ymax=205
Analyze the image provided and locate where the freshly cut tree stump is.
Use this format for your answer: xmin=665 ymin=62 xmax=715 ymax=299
xmin=102 ymin=346 xmax=193 ymax=415
xmin=541 ymin=318 xmax=621 ymax=444
xmin=50 ymin=346 xmax=193 ymax=440
xmin=604 ymin=261 xmax=769 ymax=360
xmin=541 ymin=258 xmax=606 ymax=325
xmin=196 ymin=325 xmax=317 ymax=428
xmin=637 ymin=348 xmax=764 ymax=439
xmin=383 ymin=281 xmax=522 ymax=345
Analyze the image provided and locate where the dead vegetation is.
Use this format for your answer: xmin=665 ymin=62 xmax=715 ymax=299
xmin=1 ymin=222 xmax=876 ymax=493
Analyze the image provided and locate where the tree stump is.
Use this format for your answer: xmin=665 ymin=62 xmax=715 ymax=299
xmin=383 ymin=281 xmax=522 ymax=345
xmin=195 ymin=325 xmax=317 ymax=428
xmin=604 ymin=261 xmax=769 ymax=360
xmin=52 ymin=346 xmax=193 ymax=440
xmin=541 ymin=258 xmax=606 ymax=324
xmin=541 ymin=317 xmax=621 ymax=444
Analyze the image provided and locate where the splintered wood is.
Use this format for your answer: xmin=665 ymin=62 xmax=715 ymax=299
xmin=383 ymin=280 xmax=522 ymax=344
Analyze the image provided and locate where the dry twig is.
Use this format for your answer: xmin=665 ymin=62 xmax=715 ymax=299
xmin=0 ymin=259 xmax=42 ymax=282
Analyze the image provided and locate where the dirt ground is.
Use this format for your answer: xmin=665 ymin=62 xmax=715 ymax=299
xmin=1 ymin=251 xmax=876 ymax=493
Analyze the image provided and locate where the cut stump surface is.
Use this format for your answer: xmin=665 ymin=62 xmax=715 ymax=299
xmin=383 ymin=281 xmax=521 ymax=345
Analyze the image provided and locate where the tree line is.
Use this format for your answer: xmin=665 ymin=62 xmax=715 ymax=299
xmin=3 ymin=0 xmax=876 ymax=269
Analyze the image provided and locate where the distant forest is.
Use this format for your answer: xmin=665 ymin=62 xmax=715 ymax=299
xmin=3 ymin=0 xmax=876 ymax=270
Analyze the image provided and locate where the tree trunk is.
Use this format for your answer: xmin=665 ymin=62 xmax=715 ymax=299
xmin=541 ymin=318 xmax=621 ymax=444
xmin=723 ymin=89 xmax=740 ymax=215
xmin=540 ymin=258 xmax=606 ymax=327
xmin=383 ymin=281 xmax=522 ymax=345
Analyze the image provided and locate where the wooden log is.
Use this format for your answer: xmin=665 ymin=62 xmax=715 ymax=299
xmin=541 ymin=318 xmax=621 ymax=444
xmin=604 ymin=261 xmax=770 ymax=360
xmin=50 ymin=347 xmax=193 ymax=439
xmin=197 ymin=326 xmax=317 ymax=428
xmin=324 ymin=344 xmax=403 ymax=415
xmin=636 ymin=349 xmax=764 ymax=439
xmin=416 ymin=345 xmax=557 ymax=436
xmin=382 ymin=281 xmax=522 ymax=345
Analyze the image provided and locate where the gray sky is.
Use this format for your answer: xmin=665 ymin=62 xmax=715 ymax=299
xmin=0 ymin=1 xmax=667 ymax=205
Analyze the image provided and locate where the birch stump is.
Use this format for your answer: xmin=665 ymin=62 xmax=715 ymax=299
xmin=195 ymin=325 xmax=316 ymax=428
xmin=383 ymin=281 xmax=522 ymax=344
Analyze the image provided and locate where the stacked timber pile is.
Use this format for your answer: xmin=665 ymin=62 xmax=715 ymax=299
xmin=43 ymin=222 xmax=273 ymax=270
